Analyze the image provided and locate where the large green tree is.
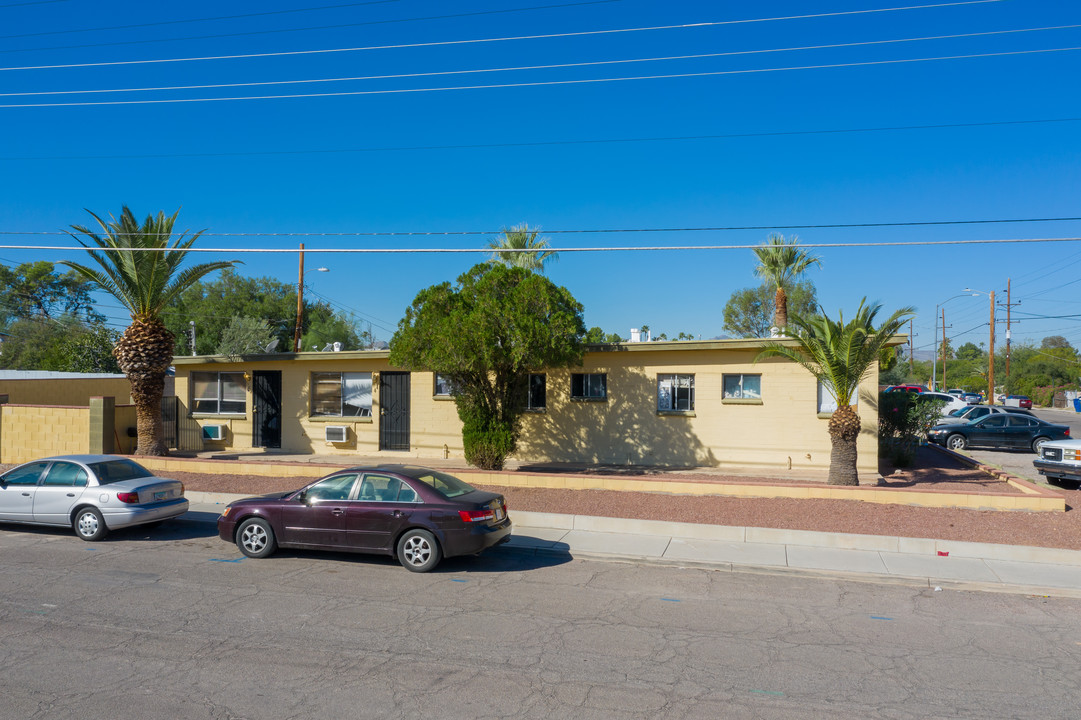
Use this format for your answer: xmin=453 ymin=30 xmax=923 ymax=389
xmin=390 ymin=263 xmax=586 ymax=470
xmin=0 ymin=261 xmax=104 ymax=325
xmin=165 ymin=268 xmax=364 ymax=354
xmin=751 ymin=234 xmax=821 ymax=334
xmin=0 ymin=317 xmax=119 ymax=373
xmin=62 ymin=207 xmax=236 ymax=455
xmin=758 ymin=299 xmax=914 ymax=485
xmin=487 ymin=223 xmax=558 ymax=272
xmin=722 ymin=280 xmax=817 ymax=338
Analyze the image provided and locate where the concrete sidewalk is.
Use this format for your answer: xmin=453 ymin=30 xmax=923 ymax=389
xmin=187 ymin=491 xmax=1081 ymax=598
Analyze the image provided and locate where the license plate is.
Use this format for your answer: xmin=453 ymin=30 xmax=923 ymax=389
xmin=494 ymin=507 xmax=505 ymax=521
xmin=154 ymin=490 xmax=167 ymax=501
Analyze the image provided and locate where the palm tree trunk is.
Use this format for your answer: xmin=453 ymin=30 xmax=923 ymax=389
xmin=773 ymin=286 xmax=788 ymax=333
xmin=114 ymin=318 xmax=174 ymax=456
xmin=131 ymin=373 xmax=168 ymax=456
xmin=827 ymin=405 xmax=861 ymax=485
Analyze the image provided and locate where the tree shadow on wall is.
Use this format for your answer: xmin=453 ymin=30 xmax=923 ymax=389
xmin=515 ymin=365 xmax=717 ymax=474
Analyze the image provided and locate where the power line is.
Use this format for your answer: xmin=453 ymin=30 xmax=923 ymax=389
xmin=3 ymin=236 xmax=1080 ymax=253
xmin=0 ymin=2 xmax=1019 ymax=73
xmin=0 ymin=0 xmax=628 ymax=52
xmin=5 ymin=45 xmax=1077 ymax=108
xmin=13 ymin=25 xmax=1079 ymax=99
xmin=0 ymin=0 xmax=68 ymax=7
xmin=7 ymin=215 xmax=1080 ymax=237
xmin=4 ymin=117 xmax=1079 ymax=161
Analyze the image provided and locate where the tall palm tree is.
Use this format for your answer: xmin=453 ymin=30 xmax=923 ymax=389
xmin=487 ymin=223 xmax=557 ymax=272
xmin=752 ymin=233 xmax=821 ymax=335
xmin=61 ymin=207 xmax=237 ymax=455
xmin=757 ymin=299 xmax=914 ymax=485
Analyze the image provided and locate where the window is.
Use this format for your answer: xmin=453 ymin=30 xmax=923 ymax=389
xmin=979 ymin=415 xmax=1006 ymax=427
xmin=43 ymin=462 xmax=88 ymax=487
xmin=434 ymin=373 xmax=457 ymax=397
xmin=527 ymin=374 xmax=546 ymax=410
xmin=358 ymin=474 xmax=419 ymax=502
xmin=817 ymin=378 xmax=856 ymax=414
xmin=571 ymin=373 xmax=607 ymax=400
xmin=1008 ymin=415 xmax=1035 ymax=427
xmin=311 ymin=372 xmax=372 ymax=417
xmin=723 ymin=373 xmax=761 ymax=400
xmin=191 ymin=371 xmax=246 ymax=414
xmin=658 ymin=374 xmax=694 ymax=411
xmin=304 ymin=473 xmax=359 ymax=502
xmin=1 ymin=462 xmax=47 ymax=486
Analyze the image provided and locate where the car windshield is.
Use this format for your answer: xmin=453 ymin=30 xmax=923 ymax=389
xmin=409 ymin=469 xmax=477 ymax=498
xmin=948 ymin=408 xmax=967 ymax=417
xmin=87 ymin=459 xmax=154 ymax=484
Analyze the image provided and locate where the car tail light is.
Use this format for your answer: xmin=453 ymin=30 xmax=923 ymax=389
xmin=117 ymin=491 xmax=140 ymax=504
xmin=458 ymin=509 xmax=494 ymax=523
xmin=1066 ymin=429 xmax=1071 ymax=437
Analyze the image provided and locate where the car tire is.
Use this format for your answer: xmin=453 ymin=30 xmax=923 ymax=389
xmin=236 ymin=517 xmax=277 ymax=559
xmin=946 ymin=434 xmax=967 ymax=451
xmin=73 ymin=507 xmax=108 ymax=542
xmin=1031 ymin=436 xmax=1051 ymax=454
xmin=397 ymin=529 xmax=441 ymax=573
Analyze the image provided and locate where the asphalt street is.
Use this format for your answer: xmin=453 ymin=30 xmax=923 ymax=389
xmin=2 ymin=515 xmax=1081 ymax=719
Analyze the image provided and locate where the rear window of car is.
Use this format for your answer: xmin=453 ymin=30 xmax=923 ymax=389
xmin=87 ymin=459 xmax=154 ymax=484
xmin=409 ymin=469 xmax=477 ymax=499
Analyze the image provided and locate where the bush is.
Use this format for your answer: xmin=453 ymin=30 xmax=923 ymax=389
xmin=457 ymin=402 xmax=517 ymax=471
xmin=879 ymin=392 xmax=946 ymax=466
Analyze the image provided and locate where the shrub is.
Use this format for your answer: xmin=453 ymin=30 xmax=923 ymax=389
xmin=879 ymin=391 xmax=946 ymax=466
xmin=457 ymin=402 xmax=517 ymax=471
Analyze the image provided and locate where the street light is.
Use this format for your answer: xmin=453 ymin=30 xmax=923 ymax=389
xmin=964 ymin=288 xmax=996 ymax=405
xmin=293 ymin=242 xmax=330 ymax=352
xmin=932 ymin=293 xmax=977 ymax=391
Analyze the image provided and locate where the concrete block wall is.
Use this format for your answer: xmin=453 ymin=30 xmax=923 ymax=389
xmin=0 ymin=404 xmax=89 ymax=464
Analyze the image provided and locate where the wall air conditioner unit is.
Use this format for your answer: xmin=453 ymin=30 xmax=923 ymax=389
xmin=202 ymin=424 xmax=226 ymax=441
xmin=325 ymin=425 xmax=349 ymax=443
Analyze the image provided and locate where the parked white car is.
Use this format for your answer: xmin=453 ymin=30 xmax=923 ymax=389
xmin=1033 ymin=438 xmax=1081 ymax=485
xmin=918 ymin=391 xmax=969 ymax=417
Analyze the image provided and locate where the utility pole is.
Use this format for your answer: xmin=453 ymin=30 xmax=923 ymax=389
xmin=189 ymin=321 xmax=196 ymax=357
xmin=941 ymin=308 xmax=952 ymax=390
xmin=998 ymin=278 xmax=1020 ymax=381
xmin=988 ymin=290 xmax=996 ymax=405
xmin=294 ymin=243 xmax=305 ymax=352
xmin=908 ymin=319 xmax=914 ymax=375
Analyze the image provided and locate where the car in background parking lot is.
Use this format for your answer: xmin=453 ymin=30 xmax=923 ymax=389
xmin=1033 ymin=438 xmax=1081 ymax=486
xmin=947 ymin=389 xmax=964 ymax=397
xmin=935 ymin=404 xmax=1034 ymax=426
xmin=927 ymin=414 xmax=1070 ymax=453
xmin=916 ymin=391 xmax=969 ymax=416
xmin=0 ymin=455 xmax=188 ymax=540
xmin=886 ymin=384 xmax=930 ymax=393
xmin=1004 ymin=395 xmax=1033 ymax=409
xmin=962 ymin=392 xmax=983 ymax=405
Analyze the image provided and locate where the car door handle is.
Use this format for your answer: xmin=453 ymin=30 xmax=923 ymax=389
xmin=331 ymin=508 xmax=345 ymax=516
xmin=392 ymin=510 xmax=403 ymax=518
xmin=67 ymin=493 xmax=75 ymax=497
xmin=22 ymin=492 xmax=31 ymax=496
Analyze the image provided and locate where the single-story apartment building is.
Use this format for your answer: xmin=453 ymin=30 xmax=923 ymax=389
xmin=172 ymin=337 xmax=887 ymax=481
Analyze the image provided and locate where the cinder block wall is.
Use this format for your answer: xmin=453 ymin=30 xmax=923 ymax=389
xmin=0 ymin=405 xmax=89 ymax=464
xmin=0 ymin=378 xmax=133 ymax=406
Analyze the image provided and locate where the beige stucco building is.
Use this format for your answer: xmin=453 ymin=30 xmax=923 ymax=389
xmin=171 ymin=338 xmax=883 ymax=481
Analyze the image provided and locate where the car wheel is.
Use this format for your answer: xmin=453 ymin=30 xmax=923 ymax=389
xmin=397 ymin=529 xmax=441 ymax=573
xmin=236 ymin=517 xmax=277 ymax=559
xmin=946 ymin=434 xmax=967 ymax=451
xmin=1031 ymin=436 xmax=1050 ymax=454
xmin=73 ymin=507 xmax=108 ymax=541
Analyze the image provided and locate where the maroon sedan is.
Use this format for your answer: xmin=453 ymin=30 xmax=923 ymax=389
xmin=217 ymin=465 xmax=511 ymax=572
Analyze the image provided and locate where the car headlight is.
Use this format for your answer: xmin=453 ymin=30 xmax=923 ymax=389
xmin=221 ymin=507 xmax=232 ymax=518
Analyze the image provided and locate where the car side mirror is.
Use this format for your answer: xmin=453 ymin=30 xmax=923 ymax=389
xmin=297 ymin=490 xmax=308 ymax=504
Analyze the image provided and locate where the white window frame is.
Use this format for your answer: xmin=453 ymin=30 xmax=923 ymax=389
xmin=310 ymin=372 xmax=373 ymax=417
xmin=571 ymin=373 xmax=607 ymax=400
xmin=434 ymin=373 xmax=457 ymax=397
xmin=722 ymin=373 xmax=761 ymax=400
xmin=191 ymin=371 xmax=246 ymax=415
xmin=817 ymin=378 xmax=857 ymax=414
xmin=657 ymin=374 xmax=694 ymax=411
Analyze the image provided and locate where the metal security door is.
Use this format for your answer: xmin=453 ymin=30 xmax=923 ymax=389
xmin=253 ymin=371 xmax=282 ymax=449
xmin=379 ymin=372 xmax=410 ymax=451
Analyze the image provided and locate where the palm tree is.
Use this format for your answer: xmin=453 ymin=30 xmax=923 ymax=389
xmin=752 ymin=233 xmax=821 ymax=335
xmin=757 ymin=299 xmax=914 ymax=485
xmin=487 ymin=223 xmax=557 ymax=272
xmin=61 ymin=207 xmax=237 ymax=456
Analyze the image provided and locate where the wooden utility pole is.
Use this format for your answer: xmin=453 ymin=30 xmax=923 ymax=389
xmin=988 ymin=290 xmax=996 ymax=405
xmin=908 ymin=319 xmax=914 ymax=375
xmin=294 ymin=243 xmax=305 ymax=352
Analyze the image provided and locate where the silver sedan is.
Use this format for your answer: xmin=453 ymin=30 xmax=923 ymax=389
xmin=0 ymin=454 xmax=188 ymax=541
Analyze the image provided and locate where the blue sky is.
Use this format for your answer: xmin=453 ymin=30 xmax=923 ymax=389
xmin=1 ymin=0 xmax=1079 ymax=358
